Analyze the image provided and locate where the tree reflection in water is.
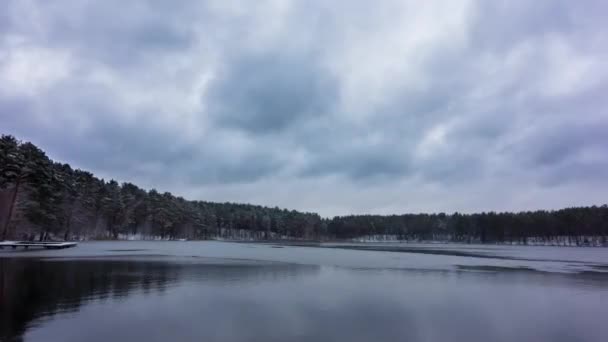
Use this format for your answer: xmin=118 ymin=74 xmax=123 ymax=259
xmin=0 ymin=258 xmax=319 ymax=342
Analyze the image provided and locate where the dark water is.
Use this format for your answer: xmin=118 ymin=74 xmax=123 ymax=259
xmin=1 ymin=242 xmax=607 ymax=342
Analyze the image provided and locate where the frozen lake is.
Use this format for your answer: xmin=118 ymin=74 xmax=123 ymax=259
xmin=1 ymin=241 xmax=607 ymax=341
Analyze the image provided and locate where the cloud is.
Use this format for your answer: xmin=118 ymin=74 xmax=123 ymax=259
xmin=1 ymin=0 xmax=607 ymax=216
xmin=208 ymin=52 xmax=337 ymax=134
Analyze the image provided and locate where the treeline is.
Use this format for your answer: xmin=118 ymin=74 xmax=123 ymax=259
xmin=328 ymin=210 xmax=608 ymax=245
xmin=0 ymin=135 xmax=323 ymax=241
xmin=1 ymin=134 xmax=607 ymax=245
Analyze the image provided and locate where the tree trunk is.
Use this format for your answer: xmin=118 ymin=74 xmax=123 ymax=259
xmin=63 ymin=216 xmax=72 ymax=241
xmin=109 ymin=218 xmax=118 ymax=240
xmin=1 ymin=179 xmax=20 ymax=240
xmin=39 ymin=230 xmax=49 ymax=241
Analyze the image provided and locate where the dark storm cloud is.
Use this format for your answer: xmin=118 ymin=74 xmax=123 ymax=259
xmin=299 ymin=143 xmax=410 ymax=181
xmin=520 ymin=121 xmax=608 ymax=169
xmin=208 ymin=53 xmax=337 ymax=134
xmin=541 ymin=160 xmax=608 ymax=187
xmin=199 ymin=152 xmax=283 ymax=185
xmin=2 ymin=90 xmax=192 ymax=173
xmin=1 ymin=95 xmax=280 ymax=187
xmin=1 ymin=0 xmax=607 ymax=215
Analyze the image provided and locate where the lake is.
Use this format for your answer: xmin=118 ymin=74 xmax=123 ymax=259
xmin=1 ymin=241 xmax=607 ymax=342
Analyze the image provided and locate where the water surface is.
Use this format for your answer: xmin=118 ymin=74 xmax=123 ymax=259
xmin=1 ymin=241 xmax=607 ymax=342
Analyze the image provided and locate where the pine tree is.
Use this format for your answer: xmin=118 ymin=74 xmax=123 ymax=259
xmin=1 ymin=135 xmax=24 ymax=239
xmin=120 ymin=182 xmax=148 ymax=236
xmin=19 ymin=142 xmax=61 ymax=240
xmin=102 ymin=180 xmax=124 ymax=239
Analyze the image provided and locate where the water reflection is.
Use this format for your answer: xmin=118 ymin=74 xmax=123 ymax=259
xmin=0 ymin=258 xmax=319 ymax=342
xmin=1 ymin=257 xmax=607 ymax=342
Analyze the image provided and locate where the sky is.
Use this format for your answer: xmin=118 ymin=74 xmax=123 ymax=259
xmin=1 ymin=0 xmax=607 ymax=217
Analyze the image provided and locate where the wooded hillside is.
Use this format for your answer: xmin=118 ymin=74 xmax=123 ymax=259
xmin=1 ymin=134 xmax=607 ymax=245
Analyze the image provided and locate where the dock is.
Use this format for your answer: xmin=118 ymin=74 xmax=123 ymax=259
xmin=0 ymin=241 xmax=78 ymax=250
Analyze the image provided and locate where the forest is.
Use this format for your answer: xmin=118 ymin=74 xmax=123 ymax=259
xmin=1 ymin=134 xmax=607 ymax=245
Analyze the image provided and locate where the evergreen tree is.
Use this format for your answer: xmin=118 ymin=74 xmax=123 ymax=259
xmin=0 ymin=135 xmax=24 ymax=239
xmin=19 ymin=142 xmax=61 ymax=240
xmin=100 ymin=180 xmax=124 ymax=239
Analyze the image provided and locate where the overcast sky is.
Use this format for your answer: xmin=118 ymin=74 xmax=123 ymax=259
xmin=1 ymin=1 xmax=607 ymax=217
